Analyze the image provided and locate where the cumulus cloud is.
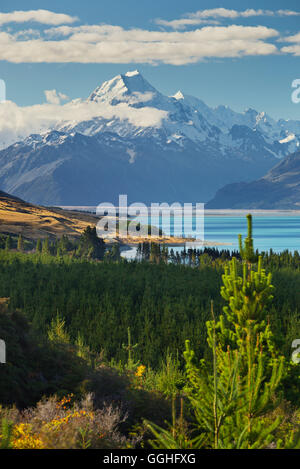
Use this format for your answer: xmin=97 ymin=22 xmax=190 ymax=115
xmin=2 ymin=9 xmax=300 ymax=64
xmin=0 ymin=25 xmax=279 ymax=65
xmin=0 ymin=98 xmax=168 ymax=149
xmin=156 ymin=8 xmax=300 ymax=29
xmin=0 ymin=9 xmax=78 ymax=26
xmin=281 ymin=32 xmax=300 ymax=43
xmin=44 ymin=89 xmax=69 ymax=104
xmin=282 ymin=45 xmax=300 ymax=55
xmin=280 ymin=31 xmax=300 ymax=55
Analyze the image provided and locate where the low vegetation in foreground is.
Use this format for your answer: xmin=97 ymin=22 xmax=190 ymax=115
xmin=1 ymin=215 xmax=300 ymax=448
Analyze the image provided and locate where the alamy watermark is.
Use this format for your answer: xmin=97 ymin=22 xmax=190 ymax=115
xmin=96 ymin=195 xmax=204 ymax=247
xmin=291 ymin=339 xmax=300 ymax=364
xmin=291 ymin=79 xmax=300 ymax=103
xmin=0 ymin=79 xmax=6 ymax=103
xmin=0 ymin=339 xmax=5 ymax=364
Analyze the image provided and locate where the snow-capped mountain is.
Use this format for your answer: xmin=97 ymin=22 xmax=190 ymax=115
xmin=0 ymin=70 xmax=299 ymax=205
xmin=56 ymin=70 xmax=300 ymax=158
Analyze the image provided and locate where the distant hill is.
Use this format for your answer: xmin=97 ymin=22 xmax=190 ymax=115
xmin=207 ymin=148 xmax=300 ymax=209
xmin=0 ymin=190 xmax=24 ymax=202
xmin=0 ymin=190 xmax=99 ymax=240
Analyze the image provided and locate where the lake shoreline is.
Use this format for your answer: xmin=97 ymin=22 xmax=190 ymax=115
xmin=58 ymin=206 xmax=300 ymax=217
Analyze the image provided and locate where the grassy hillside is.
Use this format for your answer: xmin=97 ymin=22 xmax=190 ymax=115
xmin=0 ymin=190 xmax=100 ymax=240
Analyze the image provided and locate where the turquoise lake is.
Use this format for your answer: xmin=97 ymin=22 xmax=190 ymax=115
xmin=200 ymin=215 xmax=300 ymax=252
xmin=121 ymin=213 xmax=300 ymax=258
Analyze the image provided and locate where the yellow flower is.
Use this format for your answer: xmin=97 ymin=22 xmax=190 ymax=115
xmin=135 ymin=365 xmax=146 ymax=377
xmin=13 ymin=423 xmax=44 ymax=449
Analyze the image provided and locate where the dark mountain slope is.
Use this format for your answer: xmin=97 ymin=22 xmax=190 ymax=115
xmin=207 ymin=149 xmax=300 ymax=209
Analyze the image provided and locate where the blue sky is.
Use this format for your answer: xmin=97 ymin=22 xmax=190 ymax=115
xmin=1 ymin=0 xmax=300 ymax=119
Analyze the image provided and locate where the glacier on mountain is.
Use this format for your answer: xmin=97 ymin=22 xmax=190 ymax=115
xmin=0 ymin=70 xmax=300 ymax=205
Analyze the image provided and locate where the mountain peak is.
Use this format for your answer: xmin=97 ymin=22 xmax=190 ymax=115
xmin=173 ymin=91 xmax=184 ymax=100
xmin=88 ymin=70 xmax=157 ymax=104
xmin=244 ymin=107 xmax=258 ymax=116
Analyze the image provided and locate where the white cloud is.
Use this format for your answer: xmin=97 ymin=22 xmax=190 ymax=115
xmin=13 ymin=29 xmax=41 ymax=39
xmin=118 ymin=91 xmax=154 ymax=105
xmin=281 ymin=32 xmax=300 ymax=43
xmin=44 ymin=89 xmax=69 ymax=104
xmin=0 ymin=9 xmax=78 ymax=26
xmin=156 ymin=18 xmax=221 ymax=29
xmin=156 ymin=8 xmax=300 ymax=29
xmin=0 ymin=25 xmax=279 ymax=65
xmin=0 ymin=98 xmax=168 ymax=149
xmin=280 ymin=31 xmax=300 ymax=55
xmin=282 ymin=45 xmax=300 ymax=55
xmin=277 ymin=10 xmax=300 ymax=16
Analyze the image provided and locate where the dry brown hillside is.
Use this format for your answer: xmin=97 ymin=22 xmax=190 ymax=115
xmin=0 ymin=190 xmax=99 ymax=240
xmin=0 ymin=191 xmax=227 ymax=247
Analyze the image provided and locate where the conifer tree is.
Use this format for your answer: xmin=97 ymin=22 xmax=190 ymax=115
xmin=47 ymin=314 xmax=70 ymax=344
xmin=79 ymin=226 xmax=105 ymax=259
xmin=5 ymin=236 xmax=11 ymax=251
xmin=75 ymin=332 xmax=93 ymax=364
xmin=36 ymin=238 xmax=42 ymax=253
xmin=110 ymin=244 xmax=120 ymax=261
xmin=122 ymin=327 xmax=139 ymax=371
xmin=147 ymin=214 xmax=298 ymax=449
xmin=17 ymin=234 xmax=24 ymax=252
xmin=42 ymin=237 xmax=50 ymax=255
xmin=182 ymin=214 xmax=287 ymax=448
xmin=238 ymin=213 xmax=257 ymax=264
xmin=161 ymin=245 xmax=169 ymax=264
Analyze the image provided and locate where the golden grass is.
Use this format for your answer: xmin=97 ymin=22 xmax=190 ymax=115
xmin=0 ymin=195 xmax=99 ymax=240
xmin=0 ymin=193 xmax=231 ymax=247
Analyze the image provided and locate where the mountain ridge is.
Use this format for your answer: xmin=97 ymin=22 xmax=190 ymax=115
xmin=207 ymin=148 xmax=300 ymax=209
xmin=1 ymin=70 xmax=300 ymax=205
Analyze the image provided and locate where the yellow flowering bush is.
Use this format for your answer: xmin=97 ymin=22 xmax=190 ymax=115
xmin=135 ymin=365 xmax=146 ymax=378
xmin=0 ymin=394 xmax=138 ymax=449
xmin=13 ymin=423 xmax=44 ymax=449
